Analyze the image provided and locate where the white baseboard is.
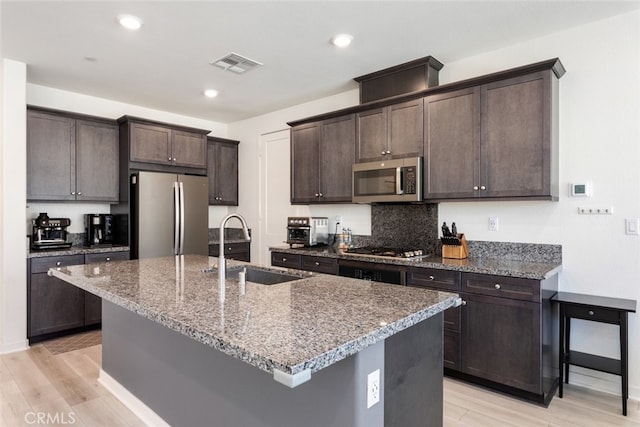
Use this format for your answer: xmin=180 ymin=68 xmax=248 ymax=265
xmin=567 ymin=366 xmax=640 ymax=402
xmin=0 ymin=339 xmax=29 ymax=354
xmin=98 ymin=369 xmax=170 ymax=427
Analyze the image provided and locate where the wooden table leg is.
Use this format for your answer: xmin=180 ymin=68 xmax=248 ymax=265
xmin=621 ymin=312 xmax=628 ymax=416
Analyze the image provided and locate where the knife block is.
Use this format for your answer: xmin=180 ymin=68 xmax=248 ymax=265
xmin=442 ymin=234 xmax=469 ymax=259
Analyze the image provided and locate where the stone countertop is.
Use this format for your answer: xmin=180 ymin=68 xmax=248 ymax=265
xmin=49 ymin=255 xmax=458 ymax=379
xmin=28 ymin=245 xmax=130 ymax=259
xmin=270 ymin=246 xmax=562 ymax=280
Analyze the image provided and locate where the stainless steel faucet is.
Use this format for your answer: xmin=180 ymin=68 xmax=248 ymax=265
xmin=218 ymin=214 xmax=251 ymax=286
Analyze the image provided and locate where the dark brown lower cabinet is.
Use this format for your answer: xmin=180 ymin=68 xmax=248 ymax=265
xmin=28 ymin=250 xmax=130 ymax=343
xmin=29 ymin=272 xmax=85 ymax=337
xmin=460 ymin=292 xmax=541 ymax=394
xmin=209 ymin=242 xmax=250 ymax=262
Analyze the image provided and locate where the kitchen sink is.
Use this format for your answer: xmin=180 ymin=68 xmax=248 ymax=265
xmin=206 ymin=266 xmax=304 ymax=285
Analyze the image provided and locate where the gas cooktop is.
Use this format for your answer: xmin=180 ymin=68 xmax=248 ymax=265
xmin=344 ymin=246 xmax=429 ymax=259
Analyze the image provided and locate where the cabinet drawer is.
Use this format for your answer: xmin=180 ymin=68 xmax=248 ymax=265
xmin=407 ymin=267 xmax=460 ymax=292
xmin=209 ymin=243 xmax=250 ymax=257
xmin=564 ymin=305 xmax=621 ymax=324
xmin=271 ymin=252 xmax=301 ymax=270
xmin=462 ymin=273 xmax=540 ymax=302
xmin=30 ymin=255 xmax=85 ymax=274
xmin=301 ymin=255 xmax=337 ymax=275
xmin=85 ymin=251 xmax=130 ymax=264
xmin=444 ymin=305 xmax=461 ymax=332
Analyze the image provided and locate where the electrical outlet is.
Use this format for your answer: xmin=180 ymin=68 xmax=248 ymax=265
xmin=578 ymin=207 xmax=614 ymax=215
xmin=488 ymin=216 xmax=499 ymax=231
xmin=367 ymin=369 xmax=380 ymax=408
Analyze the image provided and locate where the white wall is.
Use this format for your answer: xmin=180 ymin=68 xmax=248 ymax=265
xmin=1 ymin=59 xmax=28 ymax=353
xmin=228 ymin=10 xmax=640 ymax=399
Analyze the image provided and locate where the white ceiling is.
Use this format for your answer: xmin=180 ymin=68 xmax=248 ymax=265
xmin=2 ymin=1 xmax=639 ymax=123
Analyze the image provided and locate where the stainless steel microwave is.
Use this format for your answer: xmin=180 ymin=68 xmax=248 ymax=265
xmin=352 ymin=157 xmax=422 ymax=203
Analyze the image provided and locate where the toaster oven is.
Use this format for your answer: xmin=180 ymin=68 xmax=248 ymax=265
xmin=287 ymin=217 xmax=329 ymax=247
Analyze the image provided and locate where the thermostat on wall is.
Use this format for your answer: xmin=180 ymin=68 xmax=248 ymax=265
xmin=570 ymin=182 xmax=592 ymax=197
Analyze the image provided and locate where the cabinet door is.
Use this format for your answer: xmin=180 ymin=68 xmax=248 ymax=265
xmin=461 ymin=292 xmax=541 ymax=394
xmin=290 ymin=122 xmax=320 ymax=204
xmin=129 ymin=123 xmax=172 ymax=165
xmin=27 ymin=110 xmax=76 ymax=201
xmin=29 ymin=273 xmax=84 ymax=337
xmin=480 ymin=71 xmax=551 ymax=198
xmin=424 ymin=88 xmax=480 ymax=199
xmin=319 ymin=115 xmax=355 ymax=203
xmin=76 ymin=120 xmax=119 ymax=202
xmin=172 ymin=130 xmax=207 ymax=168
xmin=208 ymin=139 xmax=239 ymax=205
xmin=355 ymin=108 xmax=387 ymax=162
xmin=388 ymin=98 xmax=424 ymax=159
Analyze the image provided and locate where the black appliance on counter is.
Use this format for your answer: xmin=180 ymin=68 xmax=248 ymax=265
xmin=31 ymin=212 xmax=72 ymax=250
xmin=286 ymin=217 xmax=329 ymax=247
xmin=85 ymin=213 xmax=114 ymax=246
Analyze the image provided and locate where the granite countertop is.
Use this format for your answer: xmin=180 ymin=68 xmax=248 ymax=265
xmin=28 ymin=245 xmax=130 ymax=259
xmin=270 ymin=246 xmax=562 ymax=280
xmin=49 ymin=255 xmax=458 ymax=381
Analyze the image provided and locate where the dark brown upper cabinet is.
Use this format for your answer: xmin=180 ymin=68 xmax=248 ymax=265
xmin=425 ymin=67 xmax=562 ymax=201
xmin=355 ymin=98 xmax=424 ymax=163
xmin=27 ymin=108 xmax=119 ymax=202
xmin=291 ymin=114 xmax=355 ymax=204
xmin=118 ymin=116 xmax=209 ymax=174
xmin=207 ymin=136 xmax=239 ymax=206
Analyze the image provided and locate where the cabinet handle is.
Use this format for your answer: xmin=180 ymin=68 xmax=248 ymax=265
xmin=386 ymin=150 xmax=391 ymax=154
xmin=429 ymin=275 xmax=435 ymax=281
xmin=381 ymin=151 xmax=386 ymax=155
xmin=168 ymin=156 xmax=172 ymax=161
xmin=315 ymin=193 xmax=319 ymax=197
xmin=173 ymin=157 xmax=177 ymax=161
xmin=71 ymin=191 xmax=76 ymax=195
xmin=588 ymin=310 xmax=595 ymax=316
xmin=315 ymin=262 xmax=320 ymax=266
xmin=494 ymin=283 xmax=501 ymax=290
xmin=282 ymin=257 xmax=287 ymax=262
xmin=461 ymin=300 xmax=467 ymax=306
xmin=77 ymin=191 xmax=82 ymax=196
xmin=106 ymin=257 xmax=111 ymax=261
xmin=319 ymin=193 xmax=323 ymax=197
xmin=480 ymin=185 xmax=486 ymax=191
xmin=227 ymin=247 xmax=232 ymax=251
xmin=473 ymin=186 xmax=479 ymax=191
xmin=56 ymin=261 xmax=61 ymax=266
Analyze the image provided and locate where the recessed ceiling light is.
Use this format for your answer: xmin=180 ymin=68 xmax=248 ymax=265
xmin=117 ymin=14 xmax=143 ymax=30
xmin=331 ymin=34 xmax=353 ymax=48
xmin=204 ymin=89 xmax=219 ymax=98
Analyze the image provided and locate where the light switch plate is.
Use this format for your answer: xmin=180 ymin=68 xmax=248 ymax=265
xmin=625 ymin=218 xmax=639 ymax=235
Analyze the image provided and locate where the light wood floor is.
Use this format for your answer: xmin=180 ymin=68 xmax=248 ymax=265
xmin=1 ymin=343 xmax=638 ymax=426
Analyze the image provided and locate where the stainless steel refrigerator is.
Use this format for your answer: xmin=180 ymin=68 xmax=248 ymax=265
xmin=131 ymin=171 xmax=208 ymax=259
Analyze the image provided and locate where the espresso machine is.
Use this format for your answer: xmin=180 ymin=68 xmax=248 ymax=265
xmin=31 ymin=212 xmax=72 ymax=250
xmin=85 ymin=214 xmax=114 ymax=246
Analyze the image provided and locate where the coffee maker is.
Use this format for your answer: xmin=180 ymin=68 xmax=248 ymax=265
xmin=31 ymin=212 xmax=72 ymax=250
xmin=85 ymin=214 xmax=114 ymax=246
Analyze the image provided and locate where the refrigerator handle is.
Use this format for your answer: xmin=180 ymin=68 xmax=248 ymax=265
xmin=174 ymin=182 xmax=180 ymax=255
xmin=179 ymin=181 xmax=185 ymax=255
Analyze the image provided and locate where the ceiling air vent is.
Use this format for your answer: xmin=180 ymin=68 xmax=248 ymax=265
xmin=210 ymin=52 xmax=263 ymax=74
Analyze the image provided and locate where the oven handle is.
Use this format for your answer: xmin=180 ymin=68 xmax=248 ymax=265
xmin=395 ymin=167 xmax=404 ymax=195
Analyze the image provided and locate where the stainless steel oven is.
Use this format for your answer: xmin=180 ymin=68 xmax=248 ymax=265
xmin=286 ymin=217 xmax=329 ymax=247
xmin=352 ymin=157 xmax=422 ymax=203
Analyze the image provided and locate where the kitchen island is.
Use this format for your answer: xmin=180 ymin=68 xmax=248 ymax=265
xmin=50 ymin=255 xmax=459 ymax=427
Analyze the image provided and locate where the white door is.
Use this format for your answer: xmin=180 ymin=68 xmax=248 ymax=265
xmin=258 ymin=130 xmax=292 ymax=266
